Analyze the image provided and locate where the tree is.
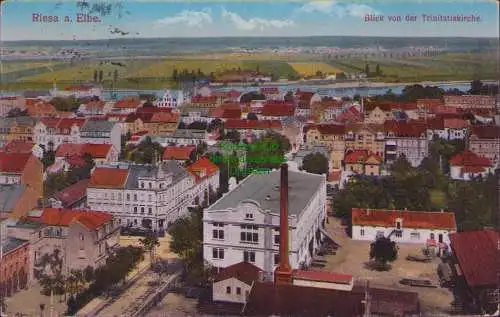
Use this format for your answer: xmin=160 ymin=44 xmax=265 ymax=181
xmin=247 ymin=112 xmax=258 ymax=120
xmin=113 ymin=69 xmax=118 ymax=83
xmin=140 ymin=232 xmax=160 ymax=266
xmin=6 ymin=108 xmax=28 ymax=117
xmin=302 ymin=153 xmax=329 ymax=175
xmin=225 ymin=130 xmax=241 ymax=144
xmin=178 ymin=121 xmax=186 ymax=129
xmin=50 ymin=96 xmax=80 ymax=112
xmin=369 ymin=236 xmax=398 ymax=270
xmin=98 ymin=70 xmax=103 ymax=82
xmin=375 ymin=64 xmax=381 ymax=76
xmin=44 ymin=172 xmax=70 ymax=198
xmin=364 ymin=64 xmax=370 ymax=76
xmin=41 ymin=150 xmax=56 ymax=170
xmin=172 ymin=69 xmax=178 ymax=81
xmin=187 ymin=121 xmax=208 ymax=130
xmin=93 ymin=70 xmax=98 ymax=83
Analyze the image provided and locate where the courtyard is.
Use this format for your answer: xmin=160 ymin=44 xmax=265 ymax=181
xmin=321 ymin=217 xmax=455 ymax=315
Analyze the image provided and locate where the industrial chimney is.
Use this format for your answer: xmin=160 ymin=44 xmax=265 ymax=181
xmin=275 ymin=163 xmax=293 ymax=285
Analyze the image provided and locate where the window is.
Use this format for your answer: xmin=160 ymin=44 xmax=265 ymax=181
xmin=360 ymin=228 xmax=365 ymax=236
xmin=149 ymin=182 xmax=152 ymax=189
xmin=226 ymin=286 xmax=231 ymax=294
xmin=148 ymin=195 xmax=152 ymax=201
xmin=126 ymin=194 xmax=130 ymax=201
xmin=274 ymin=234 xmax=280 ymax=245
xmin=274 ymin=254 xmax=280 ymax=265
xmin=133 ymin=207 xmax=137 ymax=213
xmin=395 ymin=231 xmax=402 ymax=238
xmin=133 ymin=194 xmax=137 ymax=201
xmin=236 ymin=287 xmax=241 ymax=295
xmin=141 ymin=207 xmax=145 ymax=214
xmin=410 ymin=232 xmax=420 ymax=240
xmin=148 ymin=208 xmax=152 ymax=215
xmin=79 ymin=233 xmax=84 ymax=241
xmin=396 ymin=221 xmax=401 ymax=230
xmin=243 ymin=251 xmax=255 ymax=263
xmin=141 ymin=182 xmax=145 ymax=189
xmin=213 ymin=248 xmax=224 ymax=259
xmin=240 ymin=225 xmax=259 ymax=243
xmin=213 ymin=228 xmax=224 ymax=240
xmin=245 ymin=213 xmax=253 ymax=220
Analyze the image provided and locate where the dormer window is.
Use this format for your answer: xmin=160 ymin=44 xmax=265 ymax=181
xmin=245 ymin=213 xmax=253 ymax=220
xmin=396 ymin=218 xmax=402 ymax=230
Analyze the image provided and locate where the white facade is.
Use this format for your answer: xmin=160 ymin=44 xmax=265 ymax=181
xmin=33 ymin=121 xmax=80 ymax=150
xmin=87 ymin=162 xmax=219 ymax=231
xmin=352 ymin=224 xmax=453 ymax=247
xmin=385 ymin=135 xmax=428 ymax=167
xmin=213 ymin=277 xmax=252 ymax=303
xmin=427 ymin=128 xmax=468 ymax=141
xmin=450 ymin=165 xmax=494 ymax=181
xmin=155 ymin=90 xmax=185 ymax=108
xmin=203 ymin=171 xmax=327 ymax=275
xmin=79 ymin=122 xmax=121 ymax=156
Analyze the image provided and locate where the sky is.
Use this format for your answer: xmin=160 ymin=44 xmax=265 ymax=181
xmin=1 ymin=0 xmax=498 ymax=40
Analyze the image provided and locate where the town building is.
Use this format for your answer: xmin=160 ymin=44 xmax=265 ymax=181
xmin=155 ymin=90 xmax=185 ymax=108
xmin=444 ymin=95 xmax=497 ymax=110
xmin=449 ymin=150 xmax=494 ymax=181
xmin=55 ymin=143 xmax=118 ymax=167
xmin=0 ymin=117 xmax=37 ymax=148
xmin=1 ymin=141 xmax=44 ymax=159
xmin=203 ymin=165 xmax=327 ymax=276
xmin=345 ymin=123 xmax=385 ymax=159
xmin=447 ymin=229 xmax=499 ymax=314
xmin=9 ymin=208 xmax=119 ymax=277
xmin=303 ymin=124 xmax=345 ymax=169
xmin=0 ymin=152 xmax=44 ymax=199
xmin=87 ymin=159 xmax=219 ymax=231
xmin=468 ymin=125 xmax=500 ymax=168
xmin=25 ymin=100 xmax=58 ymax=118
xmin=0 ymin=236 xmax=30 ymax=297
xmin=292 ymin=145 xmax=329 ymax=169
xmin=55 ymin=85 xmax=103 ymax=100
xmin=351 ymin=208 xmax=457 ymax=254
xmin=33 ymin=118 xmax=87 ymax=151
xmin=79 ymin=120 xmax=121 ymax=155
xmin=0 ymin=96 xmax=26 ymax=117
xmin=225 ymin=120 xmax=282 ymax=142
xmin=384 ymin=120 xmax=429 ymax=167
xmin=154 ymin=129 xmax=206 ymax=146
xmin=212 ymin=261 xmax=263 ymax=304
xmin=162 ymin=145 xmax=196 ymax=163
xmin=344 ymin=150 xmax=383 ymax=176
xmin=111 ymin=97 xmax=144 ymax=114
xmin=49 ymin=179 xmax=90 ymax=209
xmin=427 ymin=117 xmax=469 ymax=141
xmin=0 ymin=184 xmax=41 ymax=220
xmin=364 ymin=106 xmax=392 ymax=124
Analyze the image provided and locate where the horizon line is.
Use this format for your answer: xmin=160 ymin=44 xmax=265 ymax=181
xmin=3 ymin=35 xmax=499 ymax=42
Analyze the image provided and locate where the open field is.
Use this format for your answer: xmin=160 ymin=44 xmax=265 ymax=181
xmin=289 ymin=62 xmax=343 ymax=76
xmin=2 ymin=61 xmax=58 ymax=73
xmin=322 ymin=217 xmax=455 ymax=315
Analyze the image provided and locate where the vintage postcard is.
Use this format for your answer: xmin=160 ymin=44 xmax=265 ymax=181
xmin=0 ymin=0 xmax=499 ymax=317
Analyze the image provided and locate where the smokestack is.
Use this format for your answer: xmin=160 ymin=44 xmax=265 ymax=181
xmin=275 ymin=163 xmax=293 ymax=285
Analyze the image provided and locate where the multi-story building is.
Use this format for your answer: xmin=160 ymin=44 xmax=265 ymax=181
xmin=449 ymin=150 xmax=494 ymax=181
xmin=8 ymin=208 xmax=119 ymax=278
xmin=0 ymin=117 xmax=37 ymax=148
xmin=344 ymin=150 xmax=383 ymax=176
xmin=364 ymin=106 xmax=392 ymax=125
xmin=79 ymin=120 xmax=121 ymax=156
xmin=155 ymin=90 xmax=185 ymax=108
xmin=87 ymin=159 xmax=219 ymax=231
xmin=384 ymin=121 xmax=428 ymax=167
xmin=180 ymin=108 xmax=212 ymax=125
xmin=225 ymin=120 xmax=282 ymax=143
xmin=303 ymin=124 xmax=345 ymax=169
xmin=190 ymin=95 xmax=218 ymax=108
xmin=0 ymin=96 xmax=26 ymax=117
xmin=203 ymin=167 xmax=327 ymax=275
xmin=0 ymin=236 xmax=30 ymax=297
xmin=0 ymin=184 xmax=40 ymax=220
xmin=33 ymin=118 xmax=87 ymax=151
xmin=468 ymin=125 xmax=500 ymax=168
xmin=344 ymin=123 xmax=385 ymax=159
xmin=444 ymin=95 xmax=497 ymax=110
xmin=427 ymin=117 xmax=469 ymax=141
xmin=0 ymin=152 xmax=44 ymax=200
xmin=55 ymin=143 xmax=119 ymax=166
xmin=110 ymin=97 xmax=144 ymax=114
xmin=154 ymin=129 xmax=206 ymax=146
xmin=1 ymin=141 xmax=44 ymax=159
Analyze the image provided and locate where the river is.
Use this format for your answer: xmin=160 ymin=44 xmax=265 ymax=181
xmin=0 ymin=81 xmax=491 ymax=100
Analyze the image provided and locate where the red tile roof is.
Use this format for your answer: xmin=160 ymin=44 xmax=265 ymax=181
xmin=191 ymin=95 xmax=217 ymax=104
xmin=244 ymin=282 xmax=364 ymax=316
xmin=449 ymin=150 xmax=492 ymax=167
xmin=186 ymin=158 xmax=219 ymax=182
xmin=262 ymin=104 xmax=295 ymax=117
xmin=125 ymin=112 xmax=154 ymax=123
xmin=162 ymin=146 xmax=196 ymax=161
xmin=352 ymin=208 xmax=457 ymax=230
xmin=443 ymin=118 xmax=468 ymax=129
xmin=136 ymin=107 xmax=172 ymax=114
xmin=39 ymin=117 xmax=60 ymax=129
xmin=225 ymin=119 xmax=281 ymax=130
xmin=384 ymin=120 xmax=427 ymax=137
xmin=344 ymin=150 xmax=382 ymax=164
xmin=449 ymin=229 xmax=500 ymax=287
xmin=210 ymin=106 xmax=242 ymax=119
xmin=213 ymin=261 xmax=262 ymax=285
xmin=85 ymin=101 xmax=105 ymax=110
xmin=64 ymin=85 xmax=94 ymax=91
xmin=337 ymin=106 xmax=363 ymax=123
xmin=0 ymin=153 xmax=32 ymax=173
xmin=150 ymin=112 xmax=179 ymax=123
xmin=328 ymin=170 xmax=342 ymax=182
xmin=304 ymin=124 xmax=345 ymax=135
xmin=56 ymin=143 xmax=112 ymax=159
xmin=33 ymin=208 xmax=112 ymax=230
xmin=89 ymin=167 xmax=129 ymax=189
xmin=293 ymin=270 xmax=353 ymax=285
xmin=52 ymin=179 xmax=90 ymax=207
xmin=470 ymin=125 xmax=500 ymax=139
xmin=260 ymin=87 xmax=280 ymax=94
xmin=2 ymin=141 xmax=35 ymax=154
xmin=114 ymin=97 xmax=142 ymax=109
